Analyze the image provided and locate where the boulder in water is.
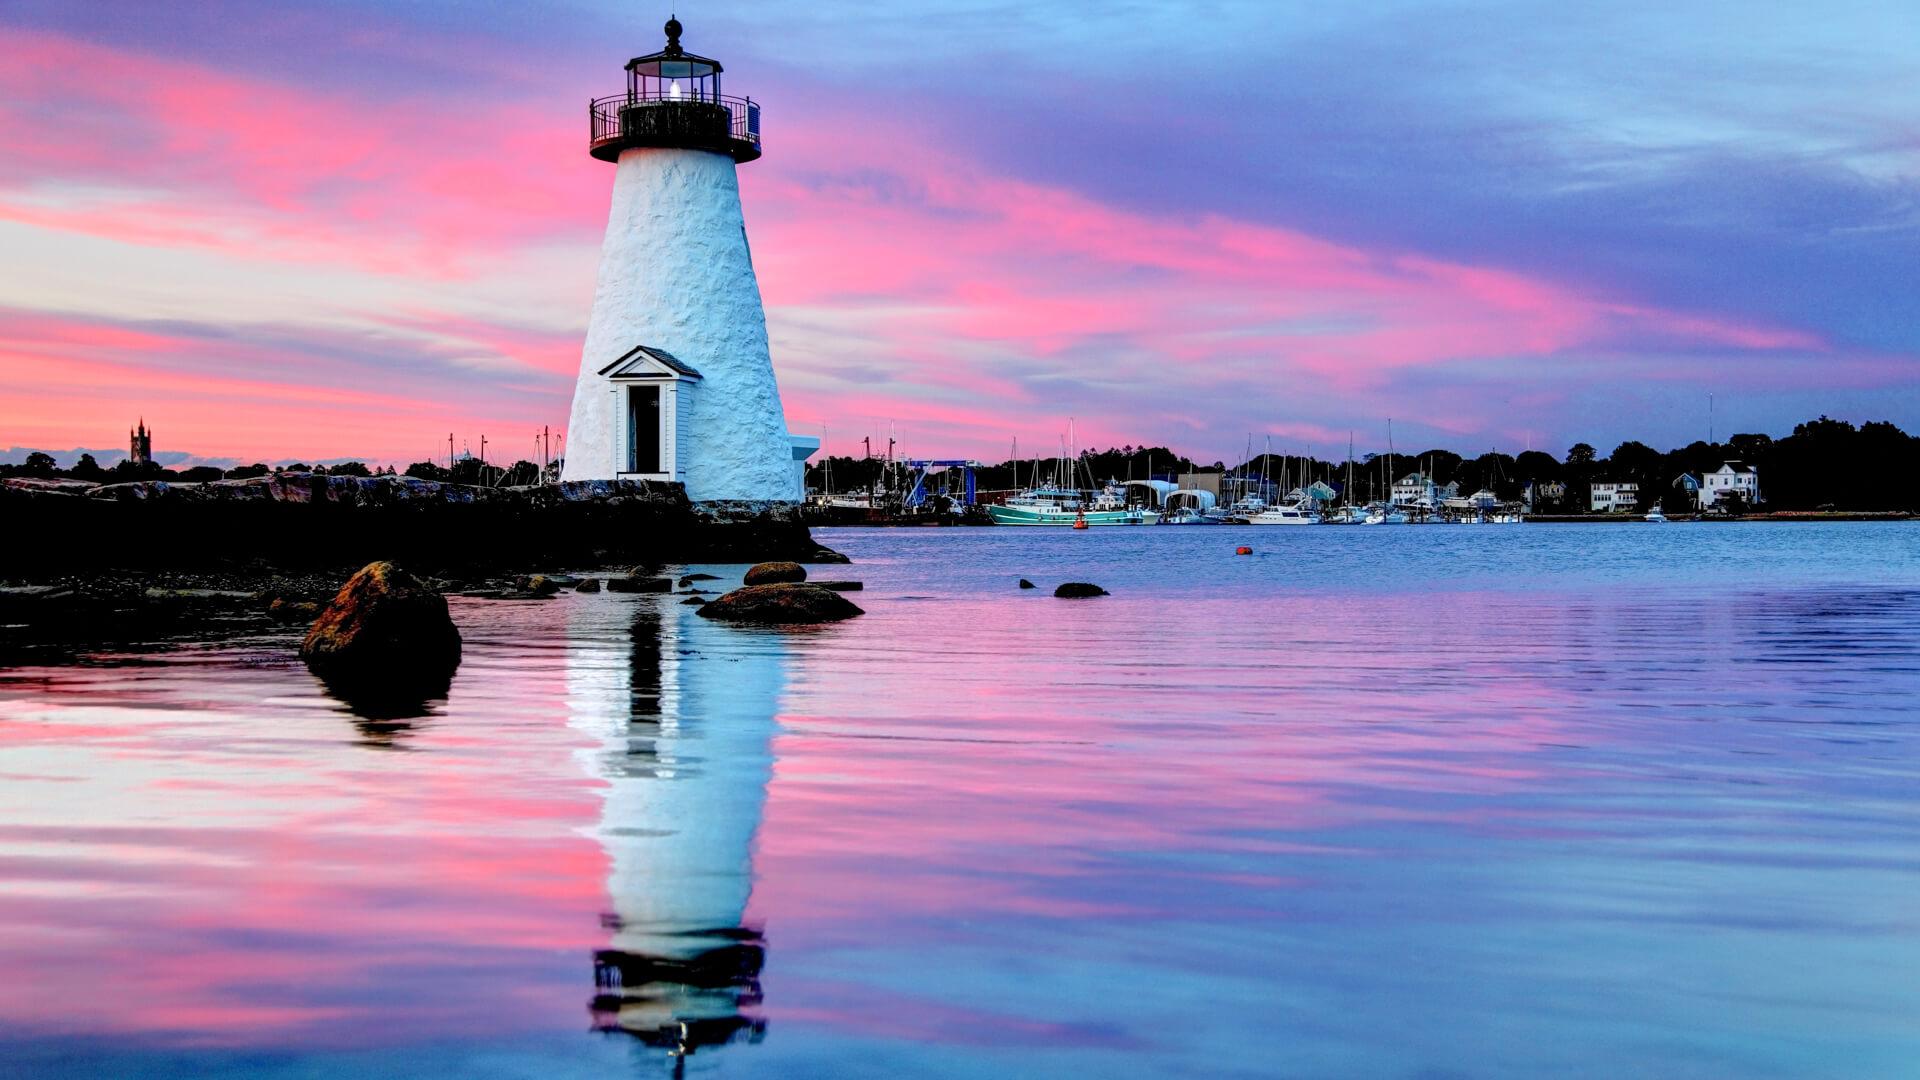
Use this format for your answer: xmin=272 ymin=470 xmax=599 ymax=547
xmin=574 ymin=578 xmax=603 ymax=593
xmin=813 ymin=580 xmax=863 ymax=591
xmin=300 ymin=561 xmax=461 ymax=685
xmin=698 ymin=583 xmax=862 ymax=624
xmin=1018 ymin=578 xmax=1036 ymax=589
xmin=1053 ymin=582 xmax=1109 ymax=598
xmin=743 ymin=561 xmax=807 ymax=586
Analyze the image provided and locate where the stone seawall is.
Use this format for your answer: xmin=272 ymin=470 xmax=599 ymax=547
xmin=0 ymin=474 xmax=839 ymax=572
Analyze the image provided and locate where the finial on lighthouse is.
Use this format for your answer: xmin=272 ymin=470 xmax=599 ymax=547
xmin=663 ymin=16 xmax=683 ymax=55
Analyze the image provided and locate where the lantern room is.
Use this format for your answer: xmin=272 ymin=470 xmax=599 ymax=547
xmin=627 ymin=18 xmax=721 ymax=101
xmin=589 ymin=18 xmax=762 ymax=164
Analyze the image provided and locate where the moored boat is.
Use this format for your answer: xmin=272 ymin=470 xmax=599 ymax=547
xmin=986 ymin=487 xmax=1157 ymax=526
xmin=1242 ymin=501 xmax=1321 ymax=525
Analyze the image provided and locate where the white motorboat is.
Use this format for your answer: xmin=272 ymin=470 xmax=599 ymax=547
xmin=1243 ymin=502 xmax=1321 ymax=526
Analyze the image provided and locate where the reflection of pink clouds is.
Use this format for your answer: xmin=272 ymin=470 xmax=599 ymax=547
xmin=0 ymin=621 xmax=609 ymax=1046
xmin=746 ymin=595 xmax=1586 ymax=936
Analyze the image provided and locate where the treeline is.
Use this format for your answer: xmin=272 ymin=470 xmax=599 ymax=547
xmin=807 ymin=416 xmax=1920 ymax=512
xmin=1 ymin=453 xmax=547 ymax=488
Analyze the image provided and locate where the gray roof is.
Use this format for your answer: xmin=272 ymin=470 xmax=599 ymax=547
xmin=598 ymin=345 xmax=703 ymax=379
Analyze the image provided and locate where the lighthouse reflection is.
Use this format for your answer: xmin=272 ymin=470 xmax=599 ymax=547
xmin=568 ymin=594 xmax=781 ymax=1066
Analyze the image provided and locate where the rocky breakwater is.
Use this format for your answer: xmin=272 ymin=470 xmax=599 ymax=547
xmin=0 ymin=474 xmax=845 ymax=572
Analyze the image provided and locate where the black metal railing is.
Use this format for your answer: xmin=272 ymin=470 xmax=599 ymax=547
xmin=589 ymin=92 xmax=761 ymax=152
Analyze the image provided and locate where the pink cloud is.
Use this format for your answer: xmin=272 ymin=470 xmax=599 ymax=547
xmin=0 ymin=25 xmax=1867 ymax=462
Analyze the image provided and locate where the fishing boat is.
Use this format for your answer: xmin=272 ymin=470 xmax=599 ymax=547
xmin=987 ymin=487 xmax=1157 ymax=526
xmin=1644 ymin=505 xmax=1668 ymax=523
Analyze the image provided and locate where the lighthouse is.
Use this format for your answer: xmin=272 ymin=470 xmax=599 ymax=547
xmin=560 ymin=19 xmax=817 ymax=500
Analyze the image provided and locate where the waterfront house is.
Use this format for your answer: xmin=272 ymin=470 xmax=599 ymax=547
xmin=1698 ymin=462 xmax=1760 ymax=507
xmin=1672 ymin=472 xmax=1701 ymax=508
xmin=1392 ymin=472 xmax=1436 ymax=507
xmin=1590 ymin=481 xmax=1641 ymax=512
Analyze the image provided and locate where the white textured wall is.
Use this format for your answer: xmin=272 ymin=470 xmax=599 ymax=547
xmin=561 ymin=147 xmax=799 ymax=501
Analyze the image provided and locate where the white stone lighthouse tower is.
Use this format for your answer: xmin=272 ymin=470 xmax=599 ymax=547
xmin=561 ymin=19 xmax=815 ymax=500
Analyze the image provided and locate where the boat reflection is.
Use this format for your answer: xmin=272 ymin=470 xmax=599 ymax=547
xmin=569 ymin=596 xmax=783 ymax=1067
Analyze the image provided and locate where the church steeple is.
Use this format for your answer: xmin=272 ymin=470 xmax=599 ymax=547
xmin=130 ymin=417 xmax=153 ymax=467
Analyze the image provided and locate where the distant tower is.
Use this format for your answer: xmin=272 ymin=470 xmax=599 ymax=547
xmin=129 ymin=419 xmax=152 ymax=467
xmin=561 ymin=18 xmax=817 ymax=499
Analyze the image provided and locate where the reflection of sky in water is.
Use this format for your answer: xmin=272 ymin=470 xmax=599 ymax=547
xmin=0 ymin=524 xmax=1916 ymax=1077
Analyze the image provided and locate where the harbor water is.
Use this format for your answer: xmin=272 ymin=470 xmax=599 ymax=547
xmin=1 ymin=523 xmax=1917 ymax=1078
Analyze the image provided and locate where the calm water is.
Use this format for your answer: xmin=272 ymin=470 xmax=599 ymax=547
xmin=2 ymin=524 xmax=1918 ymax=1078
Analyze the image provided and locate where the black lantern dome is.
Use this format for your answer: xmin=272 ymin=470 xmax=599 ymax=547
xmin=588 ymin=18 xmax=762 ymax=164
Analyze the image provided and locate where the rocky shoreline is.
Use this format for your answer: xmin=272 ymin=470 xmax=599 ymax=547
xmin=0 ymin=474 xmax=847 ymax=656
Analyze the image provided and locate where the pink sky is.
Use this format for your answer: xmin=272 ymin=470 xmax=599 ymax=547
xmin=1 ymin=8 xmax=1912 ymax=467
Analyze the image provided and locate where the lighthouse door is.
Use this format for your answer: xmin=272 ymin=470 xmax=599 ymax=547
xmin=626 ymin=385 xmax=661 ymax=474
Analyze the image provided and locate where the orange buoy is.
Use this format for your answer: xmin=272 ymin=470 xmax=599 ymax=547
xmin=1072 ymin=512 xmax=1088 ymax=530
xmin=1235 ymin=546 xmax=1253 ymax=555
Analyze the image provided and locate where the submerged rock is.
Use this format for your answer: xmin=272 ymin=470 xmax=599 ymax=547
xmin=680 ymin=595 xmax=708 ymax=605
xmin=677 ymin=573 xmax=721 ymax=586
xmin=606 ymin=575 xmax=673 ymax=593
xmin=1053 ymin=582 xmax=1109 ymax=598
xmin=697 ymin=583 xmax=862 ymax=624
xmin=299 ymin=561 xmax=461 ymax=687
xmin=1018 ymin=578 xmax=1036 ymax=589
xmin=269 ymin=598 xmax=322 ymax=622
xmin=813 ymin=580 xmax=863 ymax=591
xmin=575 ymin=578 xmax=603 ymax=593
xmin=742 ymin=561 xmax=807 ymax=586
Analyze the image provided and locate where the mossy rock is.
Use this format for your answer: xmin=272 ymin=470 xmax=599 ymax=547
xmin=299 ymin=561 xmax=461 ymax=683
xmin=698 ymin=583 xmax=862 ymax=624
xmin=743 ymin=561 xmax=807 ymax=586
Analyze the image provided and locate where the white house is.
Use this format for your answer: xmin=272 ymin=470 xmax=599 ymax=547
xmin=1699 ymin=462 xmax=1760 ymax=507
xmin=1392 ymin=471 xmax=1436 ymax=507
xmin=1590 ymin=481 xmax=1640 ymax=512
